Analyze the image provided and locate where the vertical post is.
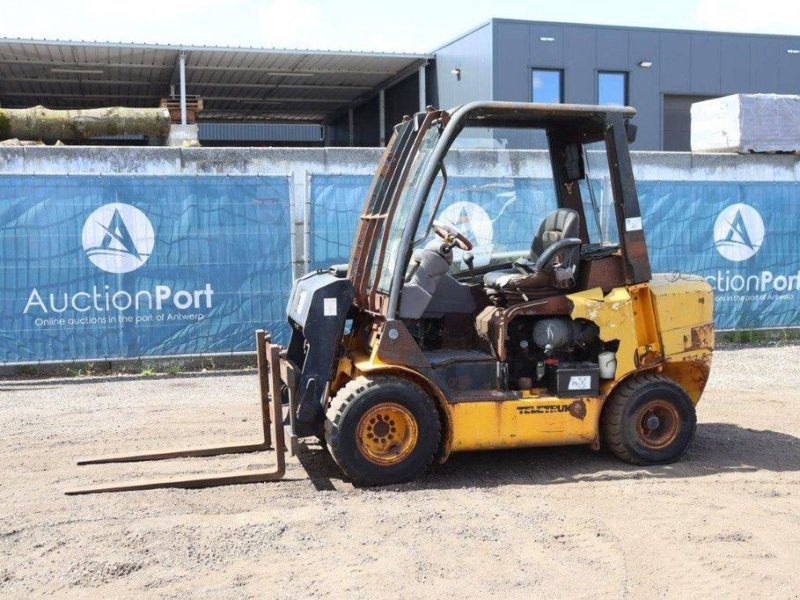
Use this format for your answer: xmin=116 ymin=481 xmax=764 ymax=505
xmin=378 ymin=89 xmax=386 ymax=146
xmin=304 ymin=171 xmax=312 ymax=274
xmin=348 ymin=108 xmax=354 ymax=146
xmin=605 ymin=113 xmax=651 ymax=284
xmin=292 ymin=170 xmax=307 ymax=278
xmin=418 ymin=64 xmax=427 ymax=112
xmin=601 ymin=177 xmax=614 ymax=243
xmin=255 ymin=330 xmax=272 ymax=449
xmin=288 ymin=172 xmax=299 ymax=280
xmin=179 ymin=51 xmax=187 ymax=126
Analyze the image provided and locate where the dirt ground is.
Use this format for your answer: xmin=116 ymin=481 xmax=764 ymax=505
xmin=1 ymin=345 xmax=799 ymax=599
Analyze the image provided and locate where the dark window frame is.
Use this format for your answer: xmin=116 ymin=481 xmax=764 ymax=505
xmin=531 ymin=68 xmax=564 ymax=104
xmin=597 ymin=70 xmax=629 ymax=106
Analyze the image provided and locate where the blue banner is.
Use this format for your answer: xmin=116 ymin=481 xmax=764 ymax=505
xmin=309 ymin=174 xmax=366 ymax=269
xmin=0 ymin=175 xmax=292 ymax=363
xmin=2 ymin=173 xmax=797 ymax=364
xmin=639 ymin=181 xmax=800 ymax=330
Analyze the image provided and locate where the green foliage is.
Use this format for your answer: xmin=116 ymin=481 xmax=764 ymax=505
xmin=165 ymin=364 xmax=183 ymax=376
xmin=719 ymin=328 xmax=800 ymax=346
xmin=65 ymin=363 xmax=96 ymax=377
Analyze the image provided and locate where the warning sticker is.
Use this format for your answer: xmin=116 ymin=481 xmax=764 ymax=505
xmin=625 ymin=216 xmax=643 ymax=232
xmin=323 ymin=297 xmax=337 ymax=316
xmin=568 ymin=375 xmax=591 ymax=390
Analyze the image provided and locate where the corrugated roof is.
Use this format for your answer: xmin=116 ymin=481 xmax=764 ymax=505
xmin=0 ymin=38 xmax=431 ymax=123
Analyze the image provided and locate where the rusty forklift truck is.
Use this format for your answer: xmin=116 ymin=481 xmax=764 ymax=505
xmin=69 ymin=102 xmax=714 ymax=494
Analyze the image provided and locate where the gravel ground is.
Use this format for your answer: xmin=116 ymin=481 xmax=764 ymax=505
xmin=1 ymin=345 xmax=799 ymax=598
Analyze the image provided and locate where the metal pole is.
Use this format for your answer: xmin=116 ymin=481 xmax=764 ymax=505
xmin=418 ymin=64 xmax=426 ymax=112
xmin=378 ymin=89 xmax=386 ymax=146
xmin=348 ymin=108 xmax=354 ymax=146
xmin=179 ymin=51 xmax=187 ymax=126
xmin=304 ymin=170 xmax=312 ymax=274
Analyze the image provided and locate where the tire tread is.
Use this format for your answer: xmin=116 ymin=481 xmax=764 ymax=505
xmin=325 ymin=375 xmax=440 ymax=485
xmin=601 ymin=373 xmax=696 ymax=465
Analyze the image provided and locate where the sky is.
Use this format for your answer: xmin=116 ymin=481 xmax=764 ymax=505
xmin=0 ymin=0 xmax=797 ymax=52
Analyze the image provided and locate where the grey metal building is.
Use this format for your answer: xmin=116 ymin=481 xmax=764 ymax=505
xmin=0 ymin=38 xmax=431 ymax=146
xmin=434 ymin=19 xmax=800 ymax=150
xmin=2 ymin=20 xmax=800 ymax=149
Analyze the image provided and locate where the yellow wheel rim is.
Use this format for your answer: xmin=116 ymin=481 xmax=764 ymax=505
xmin=356 ymin=402 xmax=418 ymax=466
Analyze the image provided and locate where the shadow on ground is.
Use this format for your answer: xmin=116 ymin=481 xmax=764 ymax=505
xmin=296 ymin=423 xmax=800 ymax=491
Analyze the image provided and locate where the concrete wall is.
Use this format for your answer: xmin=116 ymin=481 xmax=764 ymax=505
xmin=4 ymin=145 xmax=799 ymax=180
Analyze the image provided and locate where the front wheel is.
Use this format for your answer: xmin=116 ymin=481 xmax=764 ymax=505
xmin=602 ymin=373 xmax=697 ymax=465
xmin=325 ymin=376 xmax=441 ymax=486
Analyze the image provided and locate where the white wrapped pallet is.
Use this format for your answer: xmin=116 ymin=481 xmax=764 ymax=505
xmin=690 ymin=94 xmax=800 ymax=153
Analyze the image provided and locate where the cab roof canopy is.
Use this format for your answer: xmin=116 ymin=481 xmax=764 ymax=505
xmin=456 ymin=101 xmax=637 ymax=136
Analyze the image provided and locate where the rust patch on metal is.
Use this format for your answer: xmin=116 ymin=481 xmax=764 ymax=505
xmin=569 ymin=400 xmax=587 ymax=420
xmin=374 ymin=319 xmax=430 ymax=369
xmin=635 ymin=344 xmax=662 ymax=369
xmin=686 ymin=322 xmax=714 ymax=352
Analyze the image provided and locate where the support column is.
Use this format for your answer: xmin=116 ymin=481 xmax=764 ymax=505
xmin=418 ymin=64 xmax=427 ymax=112
xmin=179 ymin=51 xmax=187 ymax=126
xmin=348 ymin=108 xmax=354 ymax=147
xmin=378 ymin=89 xmax=386 ymax=146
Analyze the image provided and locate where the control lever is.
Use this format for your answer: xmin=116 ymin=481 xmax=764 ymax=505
xmin=463 ymin=251 xmax=475 ymax=271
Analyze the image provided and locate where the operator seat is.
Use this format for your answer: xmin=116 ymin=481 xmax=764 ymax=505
xmin=484 ymin=208 xmax=582 ymax=293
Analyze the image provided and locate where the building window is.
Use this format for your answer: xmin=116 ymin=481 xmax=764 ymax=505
xmin=532 ymin=69 xmax=563 ymax=103
xmin=598 ymin=71 xmax=628 ymax=106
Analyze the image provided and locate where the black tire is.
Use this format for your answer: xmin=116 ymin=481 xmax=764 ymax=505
xmin=325 ymin=375 xmax=441 ymax=486
xmin=601 ymin=373 xmax=696 ymax=465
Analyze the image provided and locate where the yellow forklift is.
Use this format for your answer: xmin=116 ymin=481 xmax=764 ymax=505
xmin=70 ymin=102 xmax=714 ymax=493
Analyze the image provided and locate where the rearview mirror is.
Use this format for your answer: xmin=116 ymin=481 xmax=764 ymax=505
xmin=625 ymin=122 xmax=638 ymax=144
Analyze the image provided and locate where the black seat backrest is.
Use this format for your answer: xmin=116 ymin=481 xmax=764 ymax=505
xmin=530 ymin=208 xmax=581 ymax=268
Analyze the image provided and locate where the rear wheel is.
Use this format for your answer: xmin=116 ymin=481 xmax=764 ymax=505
xmin=602 ymin=373 xmax=696 ymax=465
xmin=325 ymin=376 xmax=441 ymax=486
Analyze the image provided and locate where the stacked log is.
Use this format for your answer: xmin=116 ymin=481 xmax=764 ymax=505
xmin=0 ymin=106 xmax=171 ymax=143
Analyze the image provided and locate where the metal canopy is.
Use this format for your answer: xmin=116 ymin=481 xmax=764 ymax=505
xmin=459 ymin=101 xmax=637 ymax=127
xmin=0 ymin=38 xmax=431 ymax=123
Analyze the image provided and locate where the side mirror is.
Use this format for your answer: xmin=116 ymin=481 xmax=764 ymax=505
xmin=625 ymin=122 xmax=638 ymax=144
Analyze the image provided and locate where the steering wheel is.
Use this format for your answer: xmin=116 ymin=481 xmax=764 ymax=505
xmin=432 ymin=220 xmax=473 ymax=251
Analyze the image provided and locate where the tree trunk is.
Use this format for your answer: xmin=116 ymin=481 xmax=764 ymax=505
xmin=0 ymin=106 xmax=171 ymax=142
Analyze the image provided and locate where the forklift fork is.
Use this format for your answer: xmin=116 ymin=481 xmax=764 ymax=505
xmin=65 ymin=330 xmax=295 ymax=495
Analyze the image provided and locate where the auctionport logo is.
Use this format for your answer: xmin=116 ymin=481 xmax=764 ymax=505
xmin=82 ymin=203 xmax=155 ymax=273
xmin=706 ymin=202 xmax=798 ymax=299
xmin=23 ymin=202 xmax=215 ymax=321
xmin=713 ymin=203 xmax=764 ymax=262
